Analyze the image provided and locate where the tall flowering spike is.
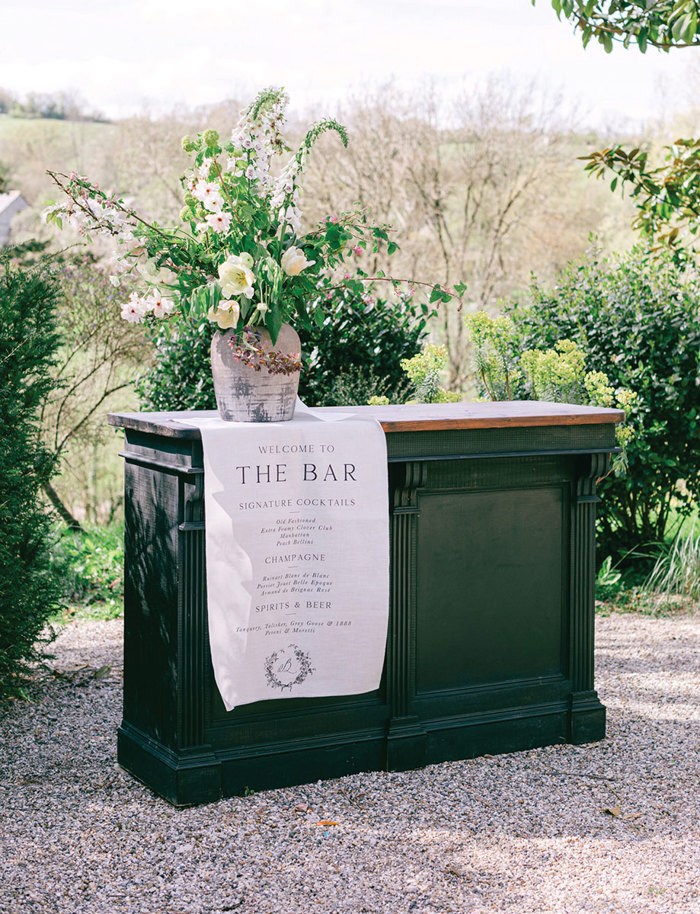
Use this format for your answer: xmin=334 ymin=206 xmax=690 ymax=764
xmin=302 ymin=119 xmax=349 ymax=151
xmin=270 ymin=119 xmax=349 ymax=233
xmin=233 ymin=87 xmax=290 ymax=159
xmin=246 ymin=87 xmax=289 ymax=124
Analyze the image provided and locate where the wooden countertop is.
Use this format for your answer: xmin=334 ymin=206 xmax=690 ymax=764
xmin=108 ymin=402 xmax=624 ymax=439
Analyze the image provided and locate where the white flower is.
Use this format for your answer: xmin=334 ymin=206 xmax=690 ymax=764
xmin=67 ymin=210 xmax=86 ymax=230
xmin=108 ymin=253 xmax=132 ymax=274
xmin=109 ymin=275 xmax=121 ymax=287
xmin=147 ymin=293 xmax=176 ymax=319
xmin=218 ymin=254 xmax=255 ymax=298
xmin=41 ymin=203 xmax=64 ymax=224
xmin=238 ymin=252 xmax=254 ymax=269
xmin=281 ymin=246 xmax=315 ymax=276
xmin=193 ymin=181 xmax=223 ymax=209
xmin=205 ymin=211 xmax=232 ymax=234
xmin=137 ymin=258 xmax=173 ymax=283
xmin=256 ymin=301 xmax=269 ymax=313
xmin=208 ymin=302 xmax=240 ymax=329
xmin=120 ymin=292 xmax=149 ymax=323
xmin=202 ymin=192 xmax=223 ymax=212
xmin=285 ymin=209 xmax=302 ymax=235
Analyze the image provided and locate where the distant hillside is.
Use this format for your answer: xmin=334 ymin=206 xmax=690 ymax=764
xmin=0 ymin=115 xmax=117 ymax=206
xmin=0 ymin=113 xmax=113 ymax=141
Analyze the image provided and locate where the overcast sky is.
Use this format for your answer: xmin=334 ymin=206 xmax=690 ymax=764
xmin=2 ymin=0 xmax=697 ymax=127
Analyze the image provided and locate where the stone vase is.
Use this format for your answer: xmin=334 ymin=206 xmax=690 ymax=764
xmin=210 ymin=323 xmax=301 ymax=422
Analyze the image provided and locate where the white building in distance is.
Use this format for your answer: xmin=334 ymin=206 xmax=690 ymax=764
xmin=0 ymin=191 xmax=30 ymax=246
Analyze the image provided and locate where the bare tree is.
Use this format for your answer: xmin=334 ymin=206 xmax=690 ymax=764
xmin=40 ymin=257 xmax=148 ymax=528
xmin=304 ymin=78 xmax=630 ymax=387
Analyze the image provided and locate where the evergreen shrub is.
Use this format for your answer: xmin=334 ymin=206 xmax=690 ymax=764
xmin=0 ymin=252 xmax=62 ymax=697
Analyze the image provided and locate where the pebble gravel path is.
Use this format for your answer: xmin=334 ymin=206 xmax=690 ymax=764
xmin=0 ymin=611 xmax=698 ymax=914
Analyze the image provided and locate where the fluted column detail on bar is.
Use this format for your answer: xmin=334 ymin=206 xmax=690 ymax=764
xmin=568 ymin=452 xmax=608 ymax=743
xmin=178 ymin=471 xmax=207 ymax=750
xmin=386 ymin=461 xmax=428 ymax=769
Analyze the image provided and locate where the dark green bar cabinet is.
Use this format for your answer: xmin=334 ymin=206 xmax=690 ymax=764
xmin=108 ymin=402 xmax=622 ymax=806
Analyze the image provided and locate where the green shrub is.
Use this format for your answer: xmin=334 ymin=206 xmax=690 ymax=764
xmin=311 ymin=364 xmax=410 ymax=407
xmin=51 ymin=522 xmax=124 ymax=619
xmin=0 ymin=252 xmax=63 ymax=698
xmin=136 ymin=315 xmax=215 ymax=412
xmin=508 ymin=248 xmax=700 ymax=560
xmin=137 ymin=281 xmax=430 ymax=411
xmin=297 ymin=283 xmax=430 ymax=406
xmin=399 ymin=343 xmax=461 ymax=404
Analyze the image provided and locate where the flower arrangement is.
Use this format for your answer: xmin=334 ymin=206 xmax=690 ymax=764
xmin=45 ymin=87 xmax=461 ymax=372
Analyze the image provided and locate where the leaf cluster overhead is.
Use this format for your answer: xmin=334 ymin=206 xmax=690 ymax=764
xmin=537 ymin=0 xmax=700 ymax=52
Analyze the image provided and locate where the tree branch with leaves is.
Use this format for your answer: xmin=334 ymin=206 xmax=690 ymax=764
xmin=536 ymin=0 xmax=700 ymax=53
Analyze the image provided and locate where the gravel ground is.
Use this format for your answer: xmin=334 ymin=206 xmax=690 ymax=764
xmin=1 ymin=611 xmax=698 ymax=914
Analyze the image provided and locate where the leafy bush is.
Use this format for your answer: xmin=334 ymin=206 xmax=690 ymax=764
xmin=136 ymin=315 xmax=215 ymax=412
xmin=508 ymin=248 xmax=700 ymax=559
xmin=463 ymin=312 xmax=521 ymax=400
xmin=50 ymin=522 xmax=124 ymax=619
xmin=137 ymin=281 xmax=430 ymax=410
xmin=0 ymin=252 xmax=62 ymax=698
xmin=297 ymin=282 xmax=430 ymax=406
xmin=397 ymin=343 xmax=461 ymax=404
xmin=312 ymin=365 xmax=409 ymax=408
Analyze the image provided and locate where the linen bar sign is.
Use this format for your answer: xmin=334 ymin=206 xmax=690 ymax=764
xmin=187 ymin=408 xmax=390 ymax=710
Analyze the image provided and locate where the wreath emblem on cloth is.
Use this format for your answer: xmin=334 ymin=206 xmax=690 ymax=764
xmin=264 ymin=643 xmax=315 ymax=691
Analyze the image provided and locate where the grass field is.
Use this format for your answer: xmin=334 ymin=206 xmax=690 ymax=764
xmin=0 ymin=113 xmax=112 ymax=140
xmin=0 ymin=114 xmax=117 ymax=206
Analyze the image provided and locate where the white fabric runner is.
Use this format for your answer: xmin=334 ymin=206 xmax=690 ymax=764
xmin=184 ymin=404 xmax=390 ymax=710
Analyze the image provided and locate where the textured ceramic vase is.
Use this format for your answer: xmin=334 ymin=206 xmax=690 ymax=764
xmin=210 ymin=323 xmax=301 ymax=422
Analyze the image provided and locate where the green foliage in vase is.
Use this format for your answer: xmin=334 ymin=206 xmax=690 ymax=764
xmin=508 ymin=247 xmax=700 ymax=558
xmin=0 ymin=251 xmax=63 ymax=699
